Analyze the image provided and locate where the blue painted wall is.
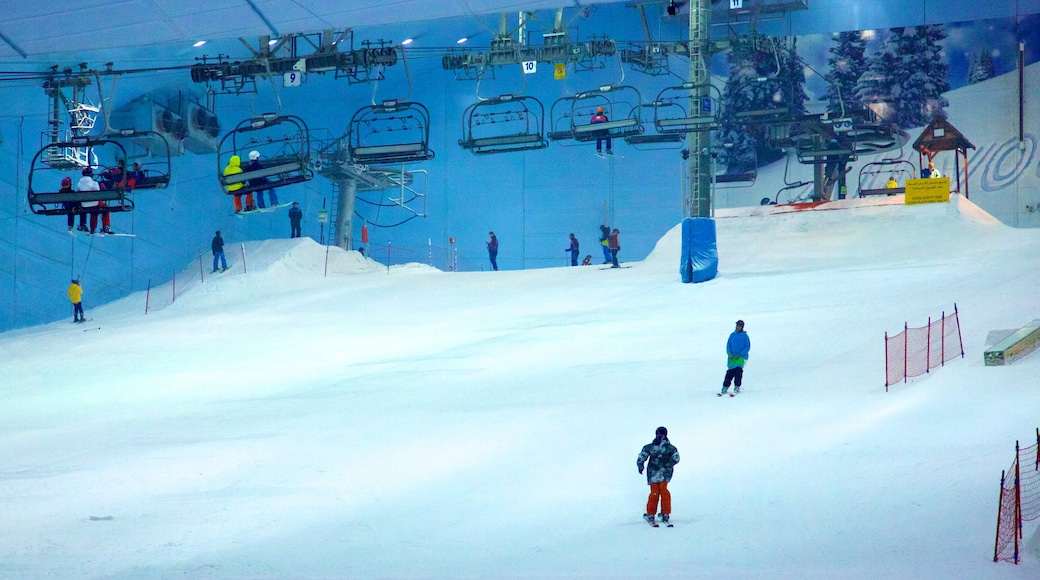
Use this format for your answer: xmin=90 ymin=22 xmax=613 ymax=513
xmin=1 ymin=0 xmax=1039 ymax=331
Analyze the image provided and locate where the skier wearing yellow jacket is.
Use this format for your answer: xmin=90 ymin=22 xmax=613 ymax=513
xmin=223 ymin=155 xmax=255 ymax=213
xmin=67 ymin=278 xmax=84 ymax=323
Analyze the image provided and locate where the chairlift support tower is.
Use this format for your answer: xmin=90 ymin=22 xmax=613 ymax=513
xmin=687 ymin=0 xmax=712 ymax=218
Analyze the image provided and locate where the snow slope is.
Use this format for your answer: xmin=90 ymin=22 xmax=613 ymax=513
xmin=1 ymin=194 xmax=1038 ymax=579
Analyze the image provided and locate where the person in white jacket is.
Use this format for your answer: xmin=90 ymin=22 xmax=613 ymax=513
xmin=77 ymin=168 xmax=113 ymax=235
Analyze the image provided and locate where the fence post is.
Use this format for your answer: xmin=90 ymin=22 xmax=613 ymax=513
xmin=241 ymin=243 xmax=247 ymax=273
xmin=145 ymin=279 xmax=151 ymax=314
xmin=926 ymin=316 xmax=932 ymax=373
xmin=1015 ymin=441 xmax=1022 ymax=564
xmin=954 ymin=303 xmax=965 ymax=357
xmin=995 ymin=469 xmax=1007 ymax=562
xmin=199 ymin=251 xmax=204 ymax=282
xmin=941 ymin=311 xmax=946 ymax=367
xmin=884 ymin=332 xmax=890 ymax=392
xmin=172 ymin=270 xmax=176 ymax=303
xmin=903 ymin=322 xmax=908 ymax=383
xmin=387 ymin=242 xmax=392 ymax=274
xmin=324 ymin=245 xmax=330 ymax=277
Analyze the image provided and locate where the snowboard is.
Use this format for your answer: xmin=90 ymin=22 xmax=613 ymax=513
xmin=235 ymin=202 xmax=293 ymax=217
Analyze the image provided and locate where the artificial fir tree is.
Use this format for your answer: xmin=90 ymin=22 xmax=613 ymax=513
xmin=717 ymin=36 xmax=808 ymax=174
xmin=968 ymin=51 xmax=996 ymax=85
xmin=857 ymin=25 xmax=949 ymax=128
xmin=821 ymin=30 xmax=868 ymax=115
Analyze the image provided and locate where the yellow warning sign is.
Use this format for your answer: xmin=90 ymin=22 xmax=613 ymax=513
xmin=554 ymin=63 xmax=566 ymax=80
xmin=905 ymin=177 xmax=950 ymax=205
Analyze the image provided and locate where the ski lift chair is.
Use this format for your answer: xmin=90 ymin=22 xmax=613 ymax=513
xmin=569 ymin=85 xmax=644 ymax=143
xmin=28 ymin=137 xmax=133 ymax=216
xmin=458 ymin=94 xmax=548 ymax=155
xmin=217 ymin=114 xmax=313 ymax=196
xmin=348 ymin=100 xmax=435 ymax=165
xmin=858 ymin=159 xmax=916 ymax=197
xmin=547 ymin=95 xmax=581 ymax=142
xmin=103 ymin=129 xmax=173 ymax=190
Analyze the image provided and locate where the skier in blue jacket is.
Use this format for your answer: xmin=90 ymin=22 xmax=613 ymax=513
xmin=720 ymin=319 xmax=751 ymax=395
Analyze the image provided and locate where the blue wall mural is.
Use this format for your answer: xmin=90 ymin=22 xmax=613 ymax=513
xmin=1 ymin=1 xmax=1039 ymax=332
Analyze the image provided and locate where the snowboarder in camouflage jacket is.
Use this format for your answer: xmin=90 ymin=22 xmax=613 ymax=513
xmin=637 ymin=426 xmax=680 ymax=525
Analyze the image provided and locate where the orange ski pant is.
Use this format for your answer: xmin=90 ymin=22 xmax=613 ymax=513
xmin=646 ymin=481 xmax=671 ymax=515
xmin=233 ymin=192 xmax=255 ymax=212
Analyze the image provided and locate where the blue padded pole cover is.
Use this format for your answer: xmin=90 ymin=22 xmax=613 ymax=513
xmin=680 ymin=217 xmax=718 ymax=283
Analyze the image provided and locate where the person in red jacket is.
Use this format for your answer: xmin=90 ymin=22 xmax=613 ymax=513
xmin=486 ymin=231 xmax=499 ymax=271
xmin=590 ymin=106 xmax=612 ymax=155
xmin=608 ymin=228 xmax=620 ymax=268
xmin=564 ymin=233 xmax=580 ymax=266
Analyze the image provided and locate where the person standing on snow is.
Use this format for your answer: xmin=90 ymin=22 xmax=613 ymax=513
xmin=211 ymin=230 xmax=228 ymax=273
xmin=68 ymin=278 xmax=85 ymax=323
xmin=565 ymin=233 xmax=580 ymax=266
xmin=599 ymin=225 xmax=611 ymax=264
xmin=608 ymin=228 xmax=621 ymax=268
xmin=720 ymin=320 xmax=751 ymax=396
xmin=637 ymin=426 xmax=680 ymax=527
xmin=486 ymin=231 xmax=499 ymax=271
xmin=288 ymin=202 xmax=303 ymax=238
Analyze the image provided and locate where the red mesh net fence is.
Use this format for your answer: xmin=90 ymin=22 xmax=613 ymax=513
xmin=885 ymin=307 xmax=964 ymax=388
xmin=994 ymin=435 xmax=1040 ymax=564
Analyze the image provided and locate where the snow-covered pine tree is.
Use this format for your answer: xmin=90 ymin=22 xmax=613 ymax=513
xmin=821 ymin=30 xmax=867 ymax=115
xmin=858 ymin=25 xmax=950 ymax=128
xmin=717 ymin=35 xmax=807 ymax=172
xmin=968 ymin=51 xmax=996 ymax=84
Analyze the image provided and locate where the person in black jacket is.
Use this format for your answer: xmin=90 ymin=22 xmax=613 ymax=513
xmin=288 ymin=202 xmax=303 ymax=238
xmin=637 ymin=426 xmax=680 ymax=526
xmin=599 ymin=225 xmax=611 ymax=264
xmin=211 ymin=231 xmax=227 ymax=273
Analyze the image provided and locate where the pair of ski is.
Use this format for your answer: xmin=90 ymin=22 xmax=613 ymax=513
xmin=717 ymin=390 xmax=740 ymax=397
xmin=69 ymin=230 xmax=135 ymax=237
xmin=643 ymin=514 xmax=673 ymax=528
xmin=234 ymin=201 xmax=293 ymax=217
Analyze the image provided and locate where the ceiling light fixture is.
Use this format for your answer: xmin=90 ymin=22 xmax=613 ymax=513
xmin=401 ymin=38 xmax=414 ymax=46
xmin=193 ymin=40 xmax=206 ymax=47
xmin=268 ymin=39 xmax=278 ymax=46
xmin=456 ymin=37 xmax=468 ymax=44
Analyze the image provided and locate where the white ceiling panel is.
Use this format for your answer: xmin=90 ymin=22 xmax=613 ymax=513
xmin=0 ymin=0 xmax=627 ymax=61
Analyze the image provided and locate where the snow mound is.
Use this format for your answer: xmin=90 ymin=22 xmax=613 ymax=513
xmin=644 ymin=194 xmax=1009 ymax=274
